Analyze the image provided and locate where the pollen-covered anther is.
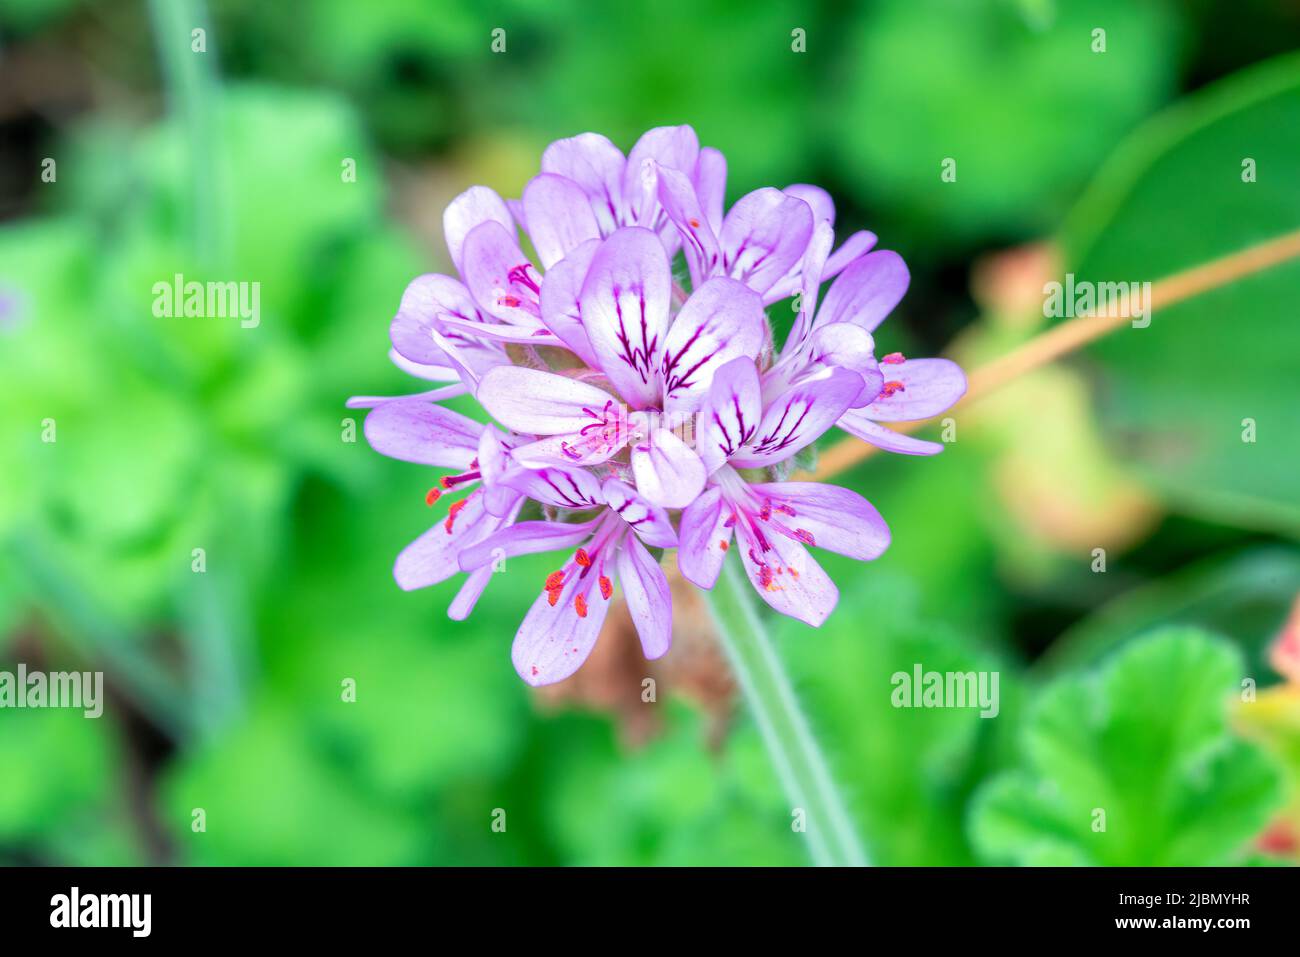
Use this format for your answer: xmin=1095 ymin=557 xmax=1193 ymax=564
xmin=759 ymin=502 xmax=773 ymax=521
xmin=444 ymin=498 xmax=469 ymax=533
xmin=794 ymin=528 xmax=816 ymax=546
xmin=544 ymin=570 xmax=566 ymax=605
xmin=424 ymin=487 xmax=442 ymax=506
xmin=880 ymin=380 xmax=906 ymax=398
xmin=574 ymin=548 xmax=591 ymax=568
xmin=775 ymin=503 xmax=796 ymax=517
xmin=573 ymin=593 xmax=589 ymax=618
xmin=598 ymin=575 xmax=613 ymax=600
xmin=688 ymin=218 xmax=700 ymax=229
xmin=718 ymin=540 xmax=730 ymax=551
xmin=881 ymin=352 xmax=906 ymax=365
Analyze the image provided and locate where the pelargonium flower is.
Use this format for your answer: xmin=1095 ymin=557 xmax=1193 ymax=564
xmin=351 ymin=125 xmax=966 ymax=686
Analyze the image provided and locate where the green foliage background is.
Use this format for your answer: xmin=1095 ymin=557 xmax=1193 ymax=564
xmin=1 ymin=0 xmax=1298 ymax=866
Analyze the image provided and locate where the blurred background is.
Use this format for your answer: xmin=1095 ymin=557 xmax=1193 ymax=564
xmin=2 ymin=0 xmax=1299 ymax=866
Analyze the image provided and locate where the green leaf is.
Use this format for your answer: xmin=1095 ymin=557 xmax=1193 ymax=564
xmin=971 ymin=628 xmax=1284 ymax=865
xmin=1065 ymin=53 xmax=1300 ymax=533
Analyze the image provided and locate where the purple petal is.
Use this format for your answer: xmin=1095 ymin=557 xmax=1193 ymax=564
xmin=617 ymin=534 xmax=672 ymax=660
xmin=541 ymin=132 xmax=627 ymax=234
xmin=661 ymin=277 xmax=764 ymax=415
xmin=630 ymin=418 xmax=707 ymax=509
xmin=579 ymin=227 xmax=671 ymax=409
xmin=656 ymin=163 xmax=720 ymax=287
xmin=863 ymin=357 xmax=966 ymax=421
xmin=696 ymin=356 xmax=762 ymax=473
xmin=786 ymin=222 xmax=835 ymax=348
xmin=507 ymin=428 xmax=628 ymax=468
xmin=501 ymin=464 xmax=604 ymax=511
xmin=363 ymin=398 xmax=480 ymax=467
xmin=476 ymin=365 xmax=619 ymax=435
xmin=805 ymin=322 xmax=884 ymax=405
xmin=448 ymin=565 xmax=495 ymax=621
xmin=512 ymin=573 xmax=612 ymax=686
xmin=461 ymin=221 xmax=543 ymax=325
xmin=749 ymin=481 xmax=890 ymax=561
xmin=719 ymin=188 xmax=814 ymax=295
xmin=602 ymin=477 xmax=677 ymax=548
xmin=443 ymin=186 xmax=513 ymax=275
xmin=458 ymin=516 xmax=599 ymax=572
xmin=783 ymin=184 xmax=835 ymax=226
xmin=822 ymin=230 xmax=878 ymax=282
xmin=477 ymin=425 xmax=523 ymax=517
xmin=622 ymin=125 xmax=700 ymax=222
xmin=394 ymin=493 xmax=495 ymax=590
xmin=731 ymin=367 xmax=861 ymax=468
xmin=389 ymin=274 xmax=482 ymax=367
xmin=522 ymin=173 xmax=602 ymax=270
xmin=538 ymin=237 xmax=601 ymax=366
xmin=734 ymin=524 xmax=838 ymax=627
xmin=388 ymin=348 xmax=459 ymax=383
xmin=817 ymin=249 xmax=909 ymax=333
xmin=677 ymin=485 xmax=733 ymax=589
xmin=346 ymin=383 xmax=468 ymax=410
xmin=836 ymin=411 xmax=945 ymax=455
xmin=694 ymin=147 xmax=727 ymax=233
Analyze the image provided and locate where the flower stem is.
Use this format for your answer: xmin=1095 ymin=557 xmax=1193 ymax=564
xmin=147 ymin=0 xmax=227 ymax=267
xmin=703 ymin=556 xmax=869 ymax=867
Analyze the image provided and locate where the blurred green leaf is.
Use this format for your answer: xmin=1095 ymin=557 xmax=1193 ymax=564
xmin=1066 ymin=53 xmax=1300 ymax=533
xmin=531 ymin=0 xmax=816 ymax=191
xmin=831 ymin=0 xmax=1181 ymax=243
xmin=0 ymin=705 xmax=114 ymax=846
xmin=971 ymin=628 xmax=1283 ymax=865
xmin=1040 ymin=546 xmax=1300 ymax=682
xmin=162 ymin=704 xmax=428 ymax=865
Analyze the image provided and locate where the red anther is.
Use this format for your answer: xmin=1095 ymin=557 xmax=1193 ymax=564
xmin=444 ymin=498 xmax=468 ymax=533
xmin=575 ymin=548 xmax=591 ymax=568
xmin=719 ymin=540 xmax=730 ymax=552
xmin=440 ymin=475 xmax=454 ymax=490
xmin=724 ymin=512 xmax=738 ymax=529
xmin=759 ymin=502 xmax=773 ymax=521
xmin=547 ymin=590 xmax=560 ymax=607
xmin=881 ymin=352 xmax=906 ymax=365
xmin=500 ymin=295 xmax=522 ymax=308
xmin=688 ymin=218 xmax=700 ymax=229
xmin=880 ymin=380 xmax=906 ymax=398
xmin=794 ymin=528 xmax=816 ymax=546
xmin=425 ymin=487 xmax=442 ymax=506
xmin=574 ymin=594 xmax=588 ymax=618
xmin=775 ymin=503 xmax=796 ymax=517
xmin=544 ymin=570 xmax=565 ymax=592
xmin=599 ymin=575 xmax=613 ymax=600
xmin=760 ymin=564 xmax=774 ymax=588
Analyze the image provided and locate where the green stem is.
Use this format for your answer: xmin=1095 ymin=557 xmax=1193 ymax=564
xmin=147 ymin=0 xmax=226 ymax=267
xmin=703 ymin=556 xmax=869 ymax=867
